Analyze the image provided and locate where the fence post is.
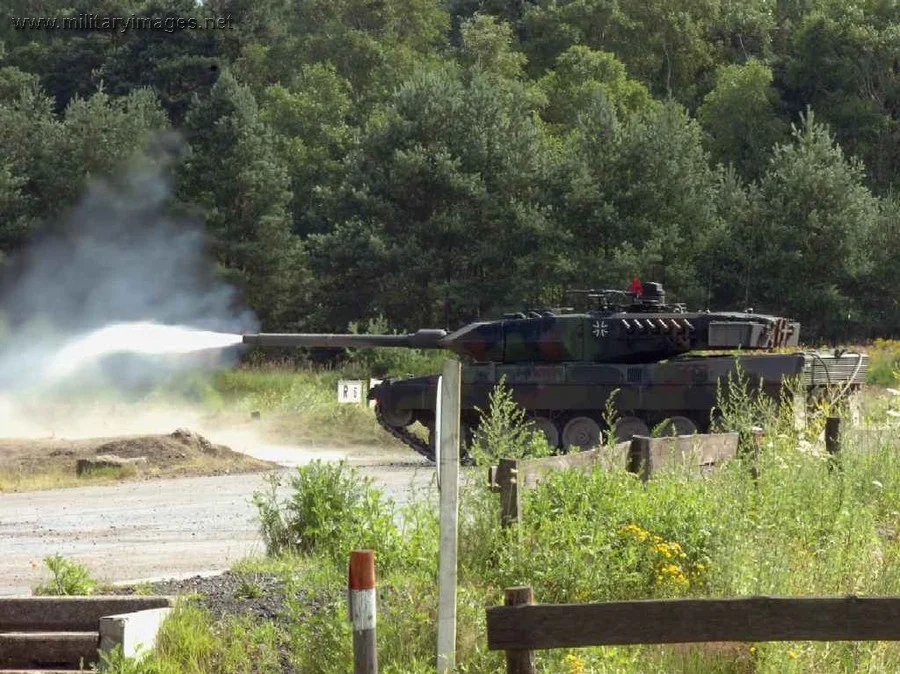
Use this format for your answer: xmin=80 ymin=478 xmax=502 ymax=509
xmin=825 ymin=415 xmax=842 ymax=471
xmin=504 ymin=587 xmax=536 ymax=674
xmin=825 ymin=416 xmax=841 ymax=455
xmin=498 ymin=458 xmax=520 ymax=528
xmin=349 ymin=550 xmax=378 ymax=674
xmin=436 ymin=359 xmax=461 ymax=674
xmin=631 ymin=436 xmax=651 ymax=483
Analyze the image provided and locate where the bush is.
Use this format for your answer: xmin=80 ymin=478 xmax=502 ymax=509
xmin=464 ymin=468 xmax=719 ymax=604
xmin=252 ymin=460 xmax=403 ymax=568
xmin=867 ymin=339 xmax=900 ymax=385
xmin=342 ymin=315 xmax=446 ymax=378
xmin=34 ymin=554 xmax=96 ymax=596
xmin=469 ymin=377 xmax=554 ymax=463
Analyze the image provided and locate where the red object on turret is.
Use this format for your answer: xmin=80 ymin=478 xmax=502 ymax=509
xmin=629 ymin=276 xmax=643 ymax=296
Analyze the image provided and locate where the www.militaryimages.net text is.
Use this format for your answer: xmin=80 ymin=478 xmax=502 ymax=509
xmin=10 ymin=13 xmax=234 ymax=33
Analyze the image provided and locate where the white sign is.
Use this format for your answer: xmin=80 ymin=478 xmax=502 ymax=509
xmin=337 ymin=380 xmax=364 ymax=404
xmin=368 ymin=379 xmax=383 ymax=408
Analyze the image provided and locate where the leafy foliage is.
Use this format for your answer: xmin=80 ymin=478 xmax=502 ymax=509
xmin=34 ymin=554 xmax=97 ymax=596
xmin=469 ymin=377 xmax=554 ymax=463
xmin=2 ymin=0 xmax=899 ymax=340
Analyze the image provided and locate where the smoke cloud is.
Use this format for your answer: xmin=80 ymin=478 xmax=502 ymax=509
xmin=0 ymin=140 xmax=258 ymax=402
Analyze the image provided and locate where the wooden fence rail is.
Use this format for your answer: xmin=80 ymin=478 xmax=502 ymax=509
xmin=488 ymin=433 xmax=739 ymax=527
xmin=487 ymin=586 xmax=900 ymax=673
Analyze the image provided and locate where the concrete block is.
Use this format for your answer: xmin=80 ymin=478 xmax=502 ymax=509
xmin=76 ymin=455 xmax=147 ymax=475
xmin=99 ymin=607 xmax=172 ymax=660
xmin=0 ymin=596 xmax=172 ymax=632
xmin=0 ymin=631 xmax=98 ymax=669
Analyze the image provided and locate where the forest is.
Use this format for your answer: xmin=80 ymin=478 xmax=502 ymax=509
xmin=1 ymin=0 xmax=898 ymax=340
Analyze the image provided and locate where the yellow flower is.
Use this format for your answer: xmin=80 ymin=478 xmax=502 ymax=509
xmin=788 ymin=649 xmax=797 ymax=659
xmin=564 ymin=652 xmax=585 ymax=674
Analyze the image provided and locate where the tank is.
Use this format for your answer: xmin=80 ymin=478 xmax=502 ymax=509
xmin=242 ymin=282 xmax=868 ymax=462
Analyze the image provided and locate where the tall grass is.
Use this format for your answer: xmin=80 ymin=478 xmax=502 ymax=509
xmin=866 ymin=339 xmax=900 ymax=385
xmin=103 ymin=378 xmax=900 ymax=673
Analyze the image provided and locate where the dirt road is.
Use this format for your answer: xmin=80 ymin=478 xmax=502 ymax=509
xmin=0 ymin=444 xmax=434 ymax=595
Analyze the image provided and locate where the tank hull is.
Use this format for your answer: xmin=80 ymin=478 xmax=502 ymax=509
xmin=370 ymin=352 xmax=867 ymax=461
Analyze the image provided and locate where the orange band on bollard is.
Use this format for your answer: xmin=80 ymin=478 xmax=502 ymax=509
xmin=349 ymin=549 xmax=376 ymax=590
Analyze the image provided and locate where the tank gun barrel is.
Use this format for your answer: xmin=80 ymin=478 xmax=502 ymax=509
xmin=242 ymin=329 xmax=449 ymax=350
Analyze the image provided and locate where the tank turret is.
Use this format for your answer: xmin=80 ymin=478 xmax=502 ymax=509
xmin=244 ymin=285 xmax=799 ymax=365
xmin=242 ymin=282 xmax=865 ymax=462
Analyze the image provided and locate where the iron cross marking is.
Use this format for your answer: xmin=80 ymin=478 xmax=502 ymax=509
xmin=592 ymin=321 xmax=608 ymax=338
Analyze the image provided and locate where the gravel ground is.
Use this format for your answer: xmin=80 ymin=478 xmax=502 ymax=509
xmin=0 ymin=453 xmax=433 ymax=596
xmin=105 ymin=570 xmax=308 ymax=624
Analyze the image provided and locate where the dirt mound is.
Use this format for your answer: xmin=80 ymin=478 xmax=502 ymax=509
xmin=0 ymin=428 xmax=275 ymax=491
xmin=93 ymin=428 xmax=234 ymax=465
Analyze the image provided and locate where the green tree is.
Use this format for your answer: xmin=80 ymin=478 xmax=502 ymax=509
xmin=782 ymin=4 xmax=900 ymax=191
xmin=179 ymin=71 xmax=307 ymax=329
xmin=259 ymin=0 xmax=450 ymax=100
xmin=0 ymin=80 xmax=52 ymax=256
xmin=698 ymin=59 xmax=787 ymax=179
xmin=46 ymin=88 xmax=169 ymax=209
xmin=740 ymin=111 xmax=880 ymax=337
xmin=458 ymin=13 xmax=527 ymax=80
xmin=0 ymin=82 xmax=168 ymax=256
xmin=538 ymin=46 xmax=653 ymax=129
xmin=606 ymin=102 xmax=722 ymax=305
xmin=310 ymin=63 xmax=559 ymax=330
xmin=522 ymin=0 xmax=721 ymax=102
xmin=259 ymin=63 xmax=354 ymax=236
xmin=95 ymin=0 xmax=225 ymax=124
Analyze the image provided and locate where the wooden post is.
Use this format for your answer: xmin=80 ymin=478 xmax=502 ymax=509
xmin=348 ymin=550 xmax=377 ymax=674
xmin=631 ymin=436 xmax=651 ymax=483
xmin=825 ymin=415 xmax=841 ymax=472
xmin=749 ymin=426 xmax=763 ymax=482
xmin=498 ymin=458 xmax=520 ymax=528
xmin=825 ymin=416 xmax=841 ymax=455
xmin=504 ymin=587 xmax=536 ymax=674
xmin=436 ymin=359 xmax=461 ymax=674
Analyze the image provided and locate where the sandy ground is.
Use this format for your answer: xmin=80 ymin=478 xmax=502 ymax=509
xmin=0 ymin=406 xmax=435 ymax=596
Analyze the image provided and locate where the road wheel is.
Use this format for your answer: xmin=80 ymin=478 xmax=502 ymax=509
xmin=380 ymin=405 xmax=413 ymax=428
xmin=529 ymin=416 xmax=560 ymax=449
xmin=614 ymin=416 xmax=650 ymax=441
xmin=562 ymin=416 xmax=602 ymax=452
xmin=659 ymin=415 xmax=698 ymax=436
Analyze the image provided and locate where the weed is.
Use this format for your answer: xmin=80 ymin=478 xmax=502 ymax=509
xmin=867 ymin=339 xmax=900 ymax=385
xmin=133 ymin=581 xmax=154 ymax=596
xmin=34 ymin=554 xmax=96 ymax=596
xmin=234 ymin=574 xmax=265 ymax=600
xmin=469 ymin=377 xmax=554 ymax=463
xmin=251 ymin=460 xmax=403 ymax=570
xmin=140 ymin=360 xmax=900 ymax=673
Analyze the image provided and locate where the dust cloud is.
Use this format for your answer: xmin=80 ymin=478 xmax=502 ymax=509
xmin=0 ymin=143 xmax=257 ymax=440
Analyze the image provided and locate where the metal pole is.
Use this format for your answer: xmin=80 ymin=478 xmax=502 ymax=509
xmin=436 ymin=359 xmax=461 ymax=674
xmin=435 ymin=375 xmax=443 ymax=485
xmin=349 ymin=550 xmax=378 ymax=674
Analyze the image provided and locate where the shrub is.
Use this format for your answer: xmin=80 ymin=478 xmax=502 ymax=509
xmin=34 ymin=554 xmax=96 ymax=596
xmin=252 ymin=460 xmax=403 ymax=569
xmin=470 ymin=467 xmax=719 ymax=603
xmin=343 ymin=315 xmax=446 ymax=378
xmin=867 ymin=339 xmax=900 ymax=385
xmin=469 ymin=377 xmax=554 ymax=463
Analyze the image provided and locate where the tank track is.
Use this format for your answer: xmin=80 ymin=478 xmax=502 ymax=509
xmin=374 ymin=404 xmax=435 ymax=463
